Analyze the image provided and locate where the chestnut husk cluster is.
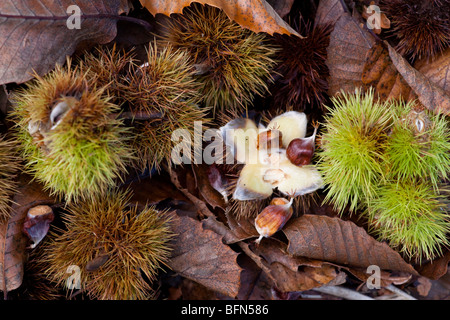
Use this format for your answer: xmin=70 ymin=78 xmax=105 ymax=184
xmin=317 ymin=89 xmax=450 ymax=261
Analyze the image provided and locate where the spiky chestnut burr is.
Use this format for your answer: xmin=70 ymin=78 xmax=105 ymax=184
xmin=80 ymin=45 xmax=136 ymax=106
xmin=368 ymin=180 xmax=450 ymax=261
xmin=380 ymin=0 xmax=450 ymax=61
xmin=11 ymin=59 xmax=132 ymax=202
xmin=386 ymin=105 xmax=450 ymax=189
xmin=42 ymin=189 xmax=174 ymax=300
xmin=0 ymin=135 xmax=20 ymax=221
xmin=124 ymin=43 xmax=210 ymax=172
xmin=160 ymin=3 xmax=277 ymax=114
xmin=271 ymin=21 xmax=332 ymax=111
xmin=317 ymin=88 xmax=394 ymax=213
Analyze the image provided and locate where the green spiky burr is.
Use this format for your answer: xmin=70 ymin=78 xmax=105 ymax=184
xmin=368 ymin=179 xmax=450 ymax=261
xmin=386 ymin=104 xmax=450 ymax=188
xmin=11 ymin=59 xmax=132 ymax=202
xmin=317 ymin=89 xmax=394 ymax=213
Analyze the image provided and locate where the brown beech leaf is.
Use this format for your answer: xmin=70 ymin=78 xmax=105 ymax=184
xmin=348 ymin=267 xmax=412 ymax=288
xmin=316 ymin=0 xmax=376 ymax=96
xmin=283 ymin=215 xmax=418 ymax=275
xmin=387 ymin=43 xmax=450 ymax=115
xmin=254 ymin=239 xmax=346 ymax=292
xmin=270 ymin=262 xmax=344 ymax=293
xmin=224 ymin=212 xmax=258 ymax=244
xmin=416 ymin=250 xmax=450 ymax=280
xmin=362 ymin=41 xmax=416 ymax=102
xmin=414 ymin=48 xmax=450 ymax=94
xmin=168 ymin=215 xmax=242 ymax=298
xmin=0 ymin=174 xmax=55 ymax=297
xmin=0 ymin=0 xmax=130 ymax=84
xmin=315 ymin=0 xmax=346 ymax=27
xmin=236 ymin=254 xmax=274 ymax=300
xmin=139 ymin=0 xmax=301 ymax=37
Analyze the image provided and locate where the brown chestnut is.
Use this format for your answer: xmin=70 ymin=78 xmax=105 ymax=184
xmin=286 ymin=123 xmax=318 ymax=166
xmin=255 ymin=197 xmax=293 ymax=244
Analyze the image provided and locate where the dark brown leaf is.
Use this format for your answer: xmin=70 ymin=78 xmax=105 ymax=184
xmin=283 ymin=215 xmax=418 ymax=275
xmin=224 ymin=212 xmax=258 ymax=244
xmin=236 ymin=254 xmax=274 ymax=300
xmin=414 ymin=47 xmax=450 ymax=95
xmin=168 ymin=215 xmax=242 ymax=298
xmin=387 ymin=43 xmax=450 ymax=115
xmin=317 ymin=1 xmax=376 ymax=96
xmin=266 ymin=0 xmax=295 ymax=19
xmin=315 ymin=0 xmax=346 ymax=27
xmin=0 ymin=0 xmax=130 ymax=84
xmin=362 ymin=41 xmax=416 ymax=102
xmin=254 ymin=239 xmax=346 ymax=292
xmin=416 ymin=250 xmax=450 ymax=280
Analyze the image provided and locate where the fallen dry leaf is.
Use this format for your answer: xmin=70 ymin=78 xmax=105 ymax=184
xmin=316 ymin=0 xmax=449 ymax=115
xmin=139 ymin=0 xmax=301 ymax=37
xmin=416 ymin=250 xmax=450 ymax=280
xmin=224 ymin=211 xmax=258 ymax=244
xmin=236 ymin=254 xmax=273 ymax=300
xmin=316 ymin=0 xmax=376 ymax=96
xmin=254 ymin=238 xmax=346 ymax=292
xmin=348 ymin=267 xmax=412 ymax=288
xmin=0 ymin=174 xmax=55 ymax=297
xmin=414 ymin=47 xmax=450 ymax=94
xmin=0 ymin=0 xmax=130 ymax=84
xmin=362 ymin=40 xmax=450 ymax=115
xmin=270 ymin=262 xmax=340 ymax=293
xmin=168 ymin=214 xmax=242 ymax=298
xmin=387 ymin=42 xmax=450 ymax=115
xmin=362 ymin=41 xmax=416 ymax=102
xmin=283 ymin=215 xmax=418 ymax=275
xmin=315 ymin=0 xmax=346 ymax=27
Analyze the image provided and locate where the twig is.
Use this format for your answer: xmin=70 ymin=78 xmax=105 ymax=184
xmin=313 ymin=285 xmax=374 ymax=300
xmin=383 ymin=284 xmax=417 ymax=300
